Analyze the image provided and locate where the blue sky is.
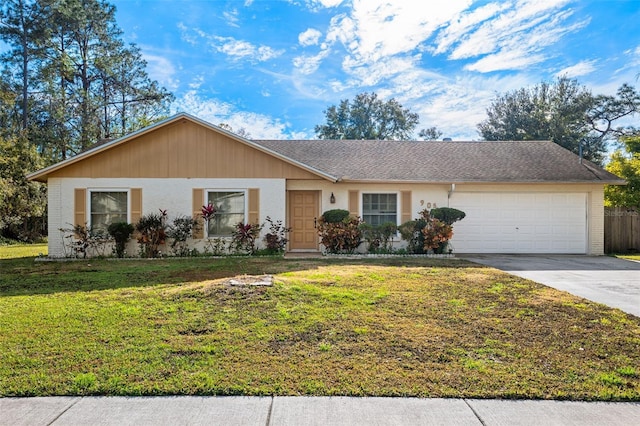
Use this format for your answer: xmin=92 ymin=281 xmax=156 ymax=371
xmin=112 ymin=0 xmax=640 ymax=140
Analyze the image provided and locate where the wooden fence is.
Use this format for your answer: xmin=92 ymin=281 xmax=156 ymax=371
xmin=604 ymin=207 xmax=640 ymax=254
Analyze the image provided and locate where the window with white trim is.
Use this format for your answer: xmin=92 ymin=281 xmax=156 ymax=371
xmin=90 ymin=191 xmax=128 ymax=233
xmin=207 ymin=191 xmax=245 ymax=236
xmin=362 ymin=193 xmax=398 ymax=226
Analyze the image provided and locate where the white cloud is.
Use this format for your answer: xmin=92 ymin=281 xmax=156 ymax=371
xmin=443 ymin=0 xmax=590 ymax=72
xmin=346 ymin=0 xmax=471 ymax=64
xmin=299 ymin=28 xmax=322 ymax=46
xmin=306 ymin=0 xmax=344 ymax=8
xmin=178 ymin=24 xmax=284 ymax=63
xmin=405 ymin=73 xmax=535 ymax=140
xmin=293 ymin=50 xmax=331 ymax=75
xmin=188 ymin=75 xmax=205 ymax=90
xmin=177 ymin=22 xmax=198 ymax=45
xmin=141 ymin=53 xmax=179 ymax=91
xmin=622 ymin=46 xmax=640 ymax=69
xmin=342 ymin=54 xmax=421 ymax=87
xmin=286 ymin=0 xmax=600 ymax=140
xmin=434 ymin=2 xmax=509 ymax=55
xmin=210 ymin=36 xmax=284 ymax=62
xmin=223 ymin=9 xmax=240 ymax=27
xmin=299 ymin=0 xmax=586 ymax=81
xmin=465 ymin=50 xmax=546 ymax=73
xmin=555 ymin=60 xmax=597 ymax=78
xmin=173 ymin=91 xmax=297 ymax=139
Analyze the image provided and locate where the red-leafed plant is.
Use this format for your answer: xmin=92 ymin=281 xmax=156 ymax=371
xmin=231 ymin=222 xmax=262 ymax=254
xmin=136 ymin=209 xmax=168 ymax=258
xmin=201 ymin=203 xmax=217 ymax=222
xmin=418 ymin=209 xmax=453 ymax=252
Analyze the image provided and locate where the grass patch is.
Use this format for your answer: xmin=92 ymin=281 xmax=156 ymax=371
xmin=0 ymin=255 xmax=639 ymax=400
xmin=616 ymin=254 xmax=640 ymax=261
xmin=0 ymin=242 xmax=47 ymax=259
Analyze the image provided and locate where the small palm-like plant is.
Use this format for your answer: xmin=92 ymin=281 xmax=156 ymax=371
xmin=231 ymin=222 xmax=262 ymax=254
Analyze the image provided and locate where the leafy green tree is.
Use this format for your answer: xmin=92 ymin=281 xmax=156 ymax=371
xmin=0 ymin=0 xmax=173 ymax=160
xmin=478 ymin=77 xmax=640 ymax=164
xmin=478 ymin=77 xmax=599 ymax=160
xmin=0 ymin=134 xmax=46 ymax=240
xmin=418 ymin=126 xmax=443 ymax=140
xmin=0 ymin=0 xmax=174 ymax=239
xmin=38 ymin=0 xmax=172 ymax=153
xmin=588 ymin=84 xmax=640 ymax=141
xmin=605 ymin=134 xmax=640 ymax=207
xmin=315 ymin=92 xmax=419 ymax=140
xmin=0 ymin=0 xmax=48 ymax=130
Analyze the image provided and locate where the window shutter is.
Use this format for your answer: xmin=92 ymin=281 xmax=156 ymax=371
xmin=348 ymin=190 xmax=359 ymax=217
xmin=248 ymin=188 xmax=260 ymax=224
xmin=192 ymin=188 xmax=204 ymax=239
xmin=130 ymin=188 xmax=142 ymax=225
xmin=401 ymin=191 xmax=412 ymax=224
xmin=74 ymin=188 xmax=86 ymax=227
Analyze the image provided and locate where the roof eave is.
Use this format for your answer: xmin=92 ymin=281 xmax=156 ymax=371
xmin=337 ymin=178 xmax=627 ymax=185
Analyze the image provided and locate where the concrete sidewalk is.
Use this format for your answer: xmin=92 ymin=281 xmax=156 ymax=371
xmin=2 ymin=396 xmax=640 ymax=425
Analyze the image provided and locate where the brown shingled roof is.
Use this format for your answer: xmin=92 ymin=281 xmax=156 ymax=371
xmin=253 ymin=139 xmax=624 ymax=184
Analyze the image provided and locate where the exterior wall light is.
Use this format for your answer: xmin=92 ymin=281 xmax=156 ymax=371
xmin=330 ymin=192 xmax=336 ymax=204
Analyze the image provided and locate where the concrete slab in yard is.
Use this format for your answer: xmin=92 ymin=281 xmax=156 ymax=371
xmin=462 ymin=255 xmax=640 ymax=317
xmin=269 ymin=396 xmax=481 ymax=426
xmin=467 ymin=399 xmax=640 ymax=426
xmin=0 ymin=397 xmax=80 ymax=426
xmin=51 ymin=396 xmax=271 ymax=426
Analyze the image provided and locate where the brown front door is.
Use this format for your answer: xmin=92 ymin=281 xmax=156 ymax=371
xmin=288 ymin=190 xmax=319 ymax=251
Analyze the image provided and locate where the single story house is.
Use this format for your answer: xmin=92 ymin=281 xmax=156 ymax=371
xmin=28 ymin=113 xmax=624 ymax=257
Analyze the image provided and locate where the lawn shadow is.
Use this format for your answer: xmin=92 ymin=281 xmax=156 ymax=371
xmin=0 ymin=256 xmax=483 ymax=297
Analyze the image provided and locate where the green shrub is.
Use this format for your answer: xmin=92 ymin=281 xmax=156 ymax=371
xmin=398 ymin=218 xmax=428 ymax=254
xmin=167 ymin=216 xmax=199 ymax=257
xmin=204 ymin=237 xmax=228 ymax=256
xmin=107 ymin=222 xmax=134 ymax=258
xmin=262 ymin=216 xmax=291 ymax=254
xmin=321 ymin=209 xmax=350 ymax=224
xmin=60 ymin=223 xmax=110 ymax=258
xmin=430 ymin=207 xmax=466 ymax=225
xmin=360 ymin=221 xmax=397 ymax=253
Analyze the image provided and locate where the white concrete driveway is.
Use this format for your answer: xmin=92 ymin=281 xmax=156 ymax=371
xmin=462 ymin=255 xmax=640 ymax=317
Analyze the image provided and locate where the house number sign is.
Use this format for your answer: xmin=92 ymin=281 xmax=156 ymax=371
xmin=420 ymin=200 xmax=437 ymax=208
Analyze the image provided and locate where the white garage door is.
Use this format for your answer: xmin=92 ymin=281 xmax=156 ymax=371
xmin=449 ymin=192 xmax=587 ymax=254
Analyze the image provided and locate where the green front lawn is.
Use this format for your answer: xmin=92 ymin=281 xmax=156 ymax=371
xmin=0 ymin=253 xmax=639 ymax=400
xmin=0 ymin=242 xmax=47 ymax=259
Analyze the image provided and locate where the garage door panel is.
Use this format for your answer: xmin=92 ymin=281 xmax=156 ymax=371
xmin=450 ymin=192 xmax=586 ymax=254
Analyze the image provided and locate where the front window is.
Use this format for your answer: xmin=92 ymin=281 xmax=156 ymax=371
xmin=90 ymin=191 xmax=128 ymax=234
xmin=207 ymin=191 xmax=245 ymax=236
xmin=362 ymin=193 xmax=397 ymax=226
